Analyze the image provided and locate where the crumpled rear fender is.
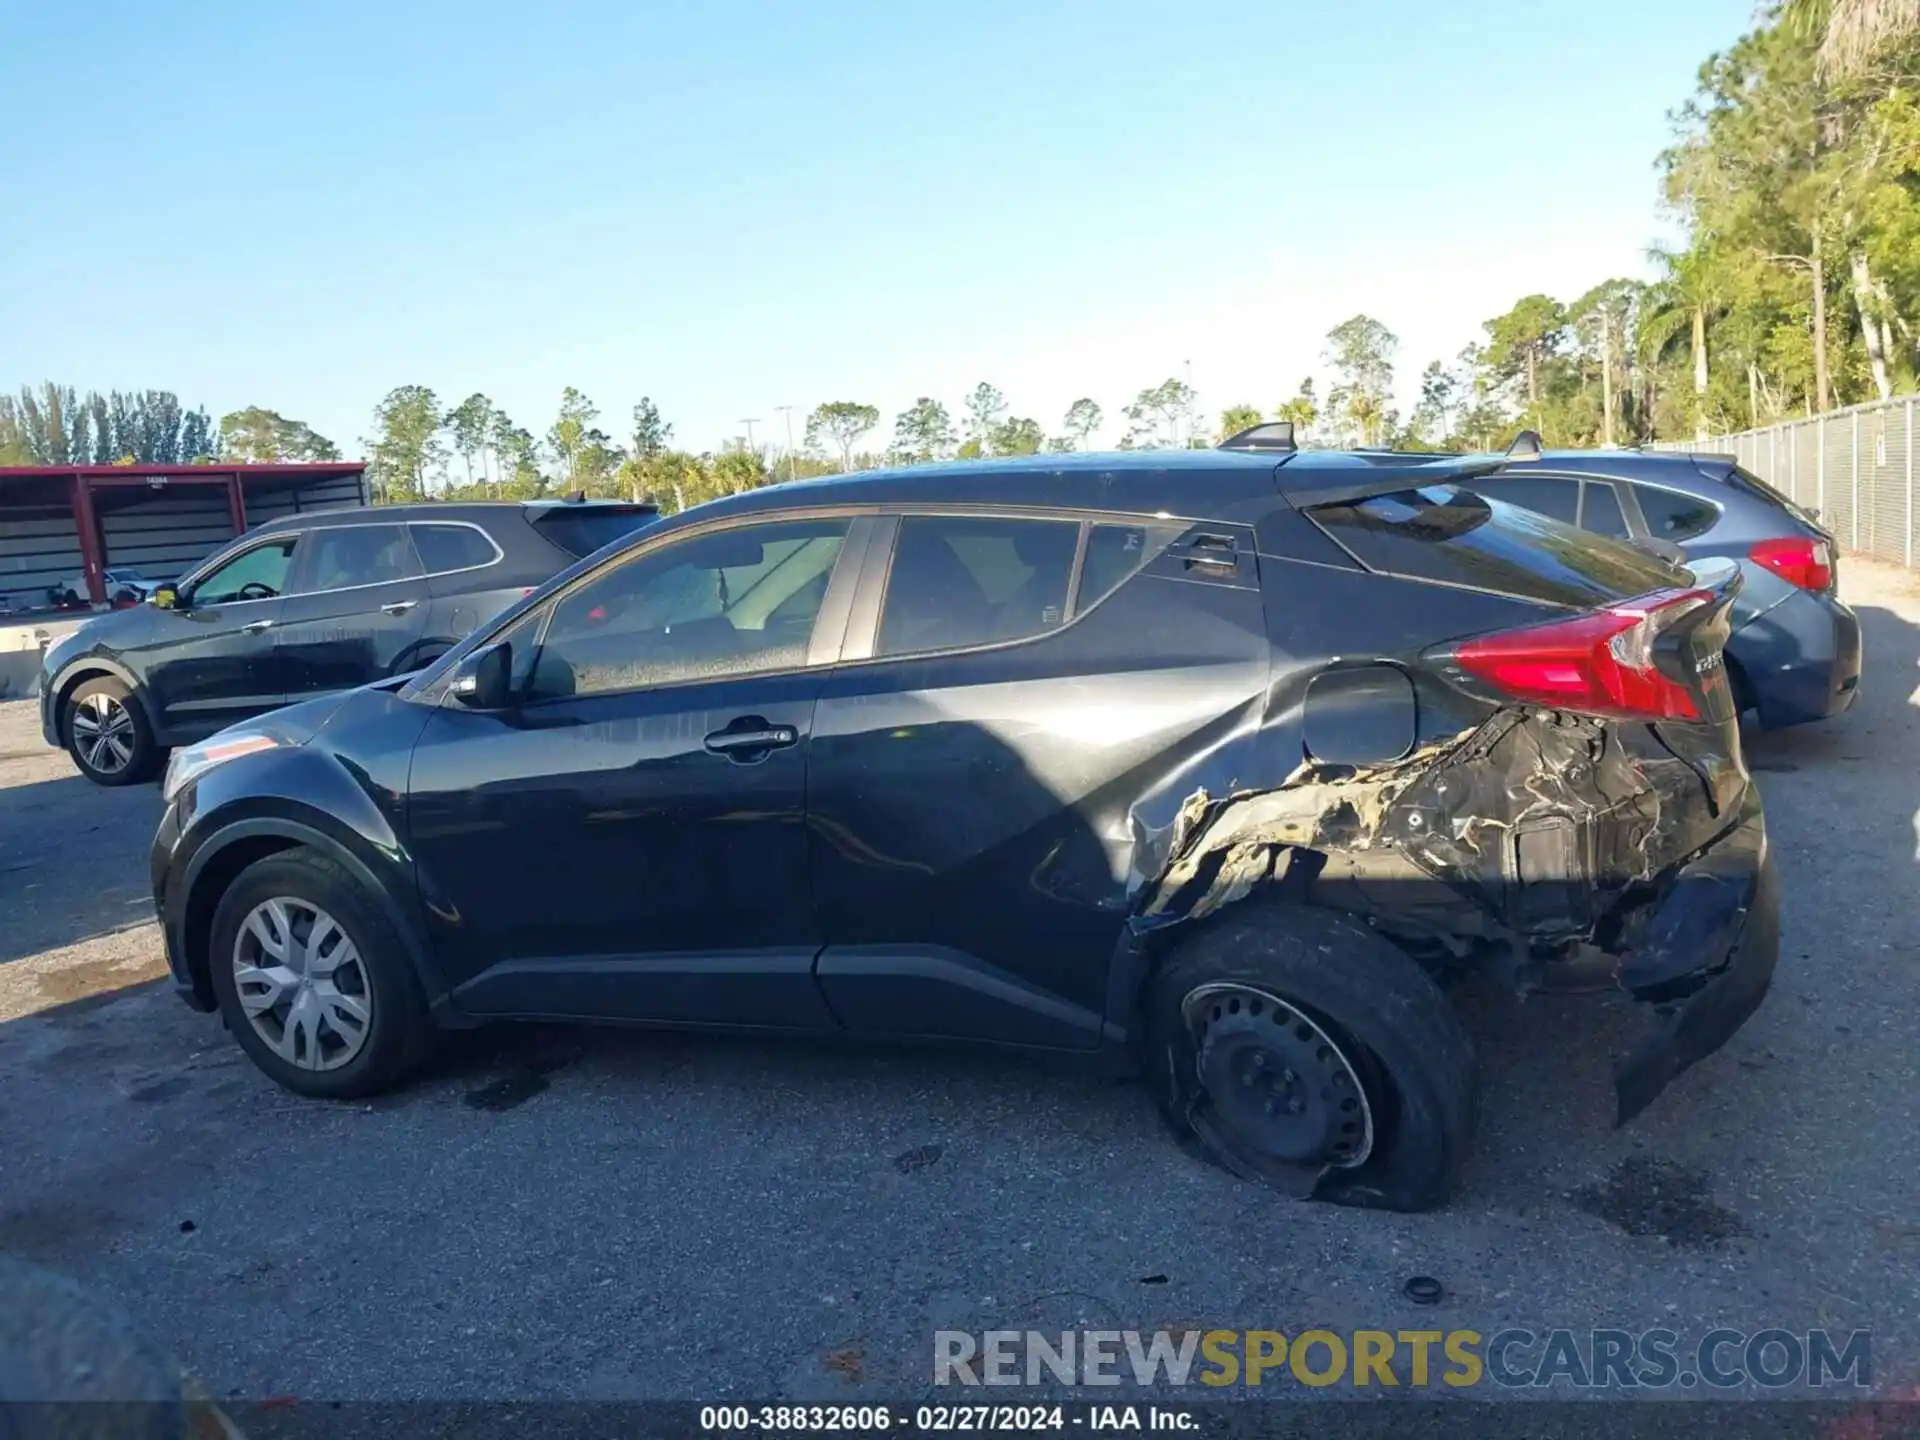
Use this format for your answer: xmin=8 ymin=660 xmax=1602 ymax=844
xmin=1121 ymin=706 xmax=1768 ymax=1118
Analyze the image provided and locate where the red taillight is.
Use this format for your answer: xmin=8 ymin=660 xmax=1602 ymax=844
xmin=1445 ymin=588 xmax=1711 ymax=721
xmin=1749 ymin=536 xmax=1832 ymax=591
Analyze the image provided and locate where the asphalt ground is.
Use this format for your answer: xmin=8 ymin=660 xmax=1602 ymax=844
xmin=1 ymin=558 xmax=1917 ymax=1431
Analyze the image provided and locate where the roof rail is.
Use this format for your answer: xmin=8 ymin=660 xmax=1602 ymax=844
xmin=1505 ymin=429 xmax=1544 ymax=461
xmin=1218 ymin=421 xmax=1296 ymax=453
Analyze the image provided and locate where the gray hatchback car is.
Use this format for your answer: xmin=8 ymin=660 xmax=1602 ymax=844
xmin=1468 ymin=445 xmax=1862 ymax=729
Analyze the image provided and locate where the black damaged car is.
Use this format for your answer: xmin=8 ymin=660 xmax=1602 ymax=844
xmin=148 ymin=427 xmax=1778 ymax=1211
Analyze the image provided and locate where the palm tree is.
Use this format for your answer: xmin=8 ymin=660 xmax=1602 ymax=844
xmin=1640 ymin=247 xmax=1725 ymax=441
xmin=1784 ymin=0 xmax=1920 ymax=77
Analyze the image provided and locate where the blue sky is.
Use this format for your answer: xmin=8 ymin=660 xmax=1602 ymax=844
xmin=1 ymin=0 xmax=1753 ymax=459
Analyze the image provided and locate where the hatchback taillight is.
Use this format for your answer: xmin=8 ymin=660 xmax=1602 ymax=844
xmin=1749 ymin=536 xmax=1832 ymax=591
xmin=1439 ymin=588 xmax=1713 ymax=721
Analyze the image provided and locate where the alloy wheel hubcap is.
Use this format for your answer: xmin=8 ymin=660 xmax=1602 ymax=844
xmin=70 ymin=693 xmax=135 ymax=774
xmin=231 ymin=898 xmax=374 ymax=1071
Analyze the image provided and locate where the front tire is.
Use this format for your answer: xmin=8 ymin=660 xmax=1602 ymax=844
xmin=1146 ymin=903 xmax=1478 ymax=1213
xmin=208 ymin=850 xmax=437 ymax=1099
xmin=63 ymin=677 xmax=162 ymax=786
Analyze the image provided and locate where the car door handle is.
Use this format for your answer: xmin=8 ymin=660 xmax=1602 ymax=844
xmin=241 ymin=618 xmax=274 ymax=634
xmin=704 ymin=720 xmax=799 ymax=759
xmin=381 ymin=600 xmax=419 ymax=615
xmin=1179 ymin=533 xmax=1239 ymax=573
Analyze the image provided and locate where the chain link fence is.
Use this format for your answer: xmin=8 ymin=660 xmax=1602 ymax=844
xmin=1653 ymin=395 xmax=1920 ymax=570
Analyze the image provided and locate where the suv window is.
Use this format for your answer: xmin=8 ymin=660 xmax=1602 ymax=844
xmin=526 ymin=517 xmax=849 ymax=700
xmin=1579 ymin=480 xmax=1631 ymax=538
xmin=877 ymin=515 xmax=1080 ymax=657
xmin=295 ymin=524 xmax=419 ymax=594
xmin=1307 ymin=484 xmax=1675 ymax=608
xmin=1477 ymin=475 xmax=1580 ymax=525
xmin=190 ymin=538 xmax=298 ymax=606
xmin=1632 ymin=484 xmax=1719 ymax=542
xmin=411 ymin=522 xmax=500 ymax=575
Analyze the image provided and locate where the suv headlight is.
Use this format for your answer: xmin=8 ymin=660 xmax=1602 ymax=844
xmin=162 ymin=731 xmax=287 ymax=802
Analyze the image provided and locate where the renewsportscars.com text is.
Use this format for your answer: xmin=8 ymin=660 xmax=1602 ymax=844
xmin=933 ymin=1328 xmax=1871 ymax=1391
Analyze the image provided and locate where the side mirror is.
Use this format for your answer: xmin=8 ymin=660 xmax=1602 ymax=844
xmin=450 ymin=642 xmax=513 ymax=709
xmin=152 ymin=585 xmax=179 ymax=610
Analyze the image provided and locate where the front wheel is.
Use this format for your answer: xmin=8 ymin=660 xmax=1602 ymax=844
xmin=63 ymin=677 xmax=162 ymax=785
xmin=1145 ymin=903 xmax=1478 ymax=1213
xmin=208 ymin=850 xmax=437 ymax=1099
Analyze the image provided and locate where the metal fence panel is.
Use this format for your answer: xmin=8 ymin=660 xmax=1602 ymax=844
xmin=1652 ymin=395 xmax=1920 ymax=571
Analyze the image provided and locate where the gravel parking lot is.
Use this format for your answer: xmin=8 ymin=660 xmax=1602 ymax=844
xmin=2 ymin=559 xmax=1917 ymax=1416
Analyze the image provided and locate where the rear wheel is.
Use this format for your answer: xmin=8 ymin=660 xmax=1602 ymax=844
xmin=1145 ymin=903 xmax=1478 ymax=1212
xmin=208 ymin=850 xmax=437 ymax=1098
xmin=63 ymin=677 xmax=162 ymax=786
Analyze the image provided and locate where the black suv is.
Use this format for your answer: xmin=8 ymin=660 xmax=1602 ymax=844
xmin=39 ymin=499 xmax=656 ymax=784
xmin=148 ymin=442 xmax=1778 ymax=1211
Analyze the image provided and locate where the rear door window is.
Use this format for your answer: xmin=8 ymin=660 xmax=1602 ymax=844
xmin=1307 ymin=484 xmax=1675 ymax=607
xmin=1632 ymin=484 xmax=1720 ymax=542
xmin=292 ymin=524 xmax=419 ymax=594
xmin=877 ymin=516 xmax=1080 ymax=656
xmin=1474 ymin=475 xmax=1580 ymax=525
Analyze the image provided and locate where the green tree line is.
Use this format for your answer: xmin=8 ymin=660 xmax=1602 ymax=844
xmin=0 ymin=384 xmax=339 ymax=468
xmin=1282 ymin=1 xmax=1920 ymax=453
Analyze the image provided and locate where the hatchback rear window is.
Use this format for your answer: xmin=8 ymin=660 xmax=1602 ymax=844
xmin=528 ymin=505 xmax=659 ymax=558
xmin=1723 ymin=464 xmax=1825 ymax=531
xmin=1307 ymin=484 xmax=1675 ymax=608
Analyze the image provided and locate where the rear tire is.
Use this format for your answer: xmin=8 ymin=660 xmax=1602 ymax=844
xmin=1145 ymin=902 xmax=1478 ymax=1213
xmin=63 ymin=676 xmax=162 ymax=786
xmin=208 ymin=850 xmax=438 ymax=1099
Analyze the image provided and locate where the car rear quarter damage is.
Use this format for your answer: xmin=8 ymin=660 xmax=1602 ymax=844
xmin=1124 ymin=698 xmax=1776 ymax=1128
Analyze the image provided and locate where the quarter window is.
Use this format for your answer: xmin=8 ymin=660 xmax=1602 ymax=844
xmin=190 ymin=538 xmax=297 ymax=606
xmin=1580 ymin=481 xmax=1631 ymax=538
xmin=876 ymin=516 xmax=1080 ymax=657
xmin=411 ymin=522 xmax=500 ymax=575
xmin=1633 ymin=485 xmax=1719 ymax=541
xmin=295 ymin=524 xmax=418 ymax=593
xmin=525 ymin=518 xmax=849 ymax=700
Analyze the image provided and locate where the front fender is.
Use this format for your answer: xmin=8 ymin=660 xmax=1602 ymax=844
xmin=44 ymin=652 xmax=154 ymax=744
xmin=163 ymin=746 xmax=455 ymax=1019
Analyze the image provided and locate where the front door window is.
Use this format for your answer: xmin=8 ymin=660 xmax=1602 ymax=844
xmin=190 ymin=539 xmax=298 ymax=606
xmin=524 ymin=518 xmax=850 ymax=700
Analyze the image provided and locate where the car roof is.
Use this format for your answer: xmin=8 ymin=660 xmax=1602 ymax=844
xmin=1487 ymin=449 xmax=1738 ymax=496
xmin=662 ymin=447 xmax=1503 ymax=525
xmin=249 ymin=499 xmax=652 ymax=534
